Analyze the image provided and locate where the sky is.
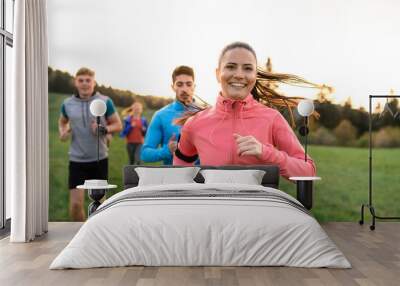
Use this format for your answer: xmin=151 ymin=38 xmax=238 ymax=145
xmin=48 ymin=0 xmax=400 ymax=109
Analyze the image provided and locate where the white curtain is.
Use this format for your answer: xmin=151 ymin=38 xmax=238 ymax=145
xmin=7 ymin=0 xmax=49 ymax=242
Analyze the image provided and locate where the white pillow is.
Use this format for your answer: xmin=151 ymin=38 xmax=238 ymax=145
xmin=135 ymin=167 xmax=200 ymax=186
xmin=200 ymin=169 xmax=266 ymax=185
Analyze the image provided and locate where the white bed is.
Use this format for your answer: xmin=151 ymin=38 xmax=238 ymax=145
xmin=50 ymin=181 xmax=351 ymax=269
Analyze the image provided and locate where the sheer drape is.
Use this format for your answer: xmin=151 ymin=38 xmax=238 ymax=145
xmin=8 ymin=0 xmax=49 ymax=242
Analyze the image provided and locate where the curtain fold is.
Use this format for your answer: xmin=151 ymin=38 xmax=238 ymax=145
xmin=9 ymin=0 xmax=49 ymax=242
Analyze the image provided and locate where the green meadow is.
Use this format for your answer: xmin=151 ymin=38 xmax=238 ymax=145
xmin=49 ymin=93 xmax=400 ymax=222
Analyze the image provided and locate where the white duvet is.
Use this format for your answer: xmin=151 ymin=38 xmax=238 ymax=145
xmin=50 ymin=183 xmax=351 ymax=269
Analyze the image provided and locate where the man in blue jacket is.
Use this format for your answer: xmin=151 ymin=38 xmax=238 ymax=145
xmin=141 ymin=66 xmax=195 ymax=165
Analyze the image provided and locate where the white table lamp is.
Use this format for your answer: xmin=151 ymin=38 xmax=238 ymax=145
xmin=89 ymin=99 xmax=107 ymax=162
xmin=297 ymin=99 xmax=314 ymax=162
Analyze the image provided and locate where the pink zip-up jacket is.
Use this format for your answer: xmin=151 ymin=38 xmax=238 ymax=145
xmin=173 ymin=93 xmax=316 ymax=179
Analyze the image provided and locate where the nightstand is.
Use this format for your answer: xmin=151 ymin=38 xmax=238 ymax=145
xmin=77 ymin=180 xmax=117 ymax=216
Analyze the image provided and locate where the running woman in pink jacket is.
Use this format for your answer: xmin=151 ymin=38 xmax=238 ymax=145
xmin=173 ymin=42 xmax=316 ymax=179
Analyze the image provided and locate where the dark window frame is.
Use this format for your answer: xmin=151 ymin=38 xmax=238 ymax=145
xmin=1 ymin=0 xmax=14 ymax=235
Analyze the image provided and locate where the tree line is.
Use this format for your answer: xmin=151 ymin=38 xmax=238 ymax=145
xmin=314 ymin=99 xmax=400 ymax=134
xmin=49 ymin=66 xmax=400 ymax=147
xmin=306 ymin=97 xmax=400 ymax=147
xmin=48 ymin=67 xmax=172 ymax=110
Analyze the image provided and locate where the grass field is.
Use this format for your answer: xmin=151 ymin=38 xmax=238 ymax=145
xmin=49 ymin=92 xmax=400 ymax=222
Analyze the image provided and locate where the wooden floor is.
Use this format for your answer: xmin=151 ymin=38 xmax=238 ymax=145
xmin=0 ymin=222 xmax=399 ymax=286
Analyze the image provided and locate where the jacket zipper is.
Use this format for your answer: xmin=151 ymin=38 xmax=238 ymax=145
xmin=231 ymin=102 xmax=237 ymax=164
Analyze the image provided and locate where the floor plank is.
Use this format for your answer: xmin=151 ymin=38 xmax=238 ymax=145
xmin=0 ymin=222 xmax=399 ymax=286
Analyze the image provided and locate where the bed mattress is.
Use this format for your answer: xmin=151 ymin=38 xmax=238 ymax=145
xmin=50 ymin=183 xmax=350 ymax=269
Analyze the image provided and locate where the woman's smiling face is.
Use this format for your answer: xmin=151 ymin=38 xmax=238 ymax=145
xmin=216 ymin=47 xmax=257 ymax=100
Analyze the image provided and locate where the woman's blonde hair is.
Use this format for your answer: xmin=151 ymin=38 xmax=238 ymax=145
xmin=121 ymin=102 xmax=143 ymax=117
xmin=252 ymin=68 xmax=321 ymax=126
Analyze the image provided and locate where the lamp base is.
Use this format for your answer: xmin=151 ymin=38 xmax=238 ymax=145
xmin=289 ymin=177 xmax=321 ymax=210
xmin=87 ymin=189 xmax=106 ymax=215
xmin=296 ymin=180 xmax=314 ymax=210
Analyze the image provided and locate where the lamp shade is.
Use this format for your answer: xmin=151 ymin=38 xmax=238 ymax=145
xmin=297 ymin=99 xmax=314 ymax=117
xmin=90 ymin=99 xmax=107 ymax=117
